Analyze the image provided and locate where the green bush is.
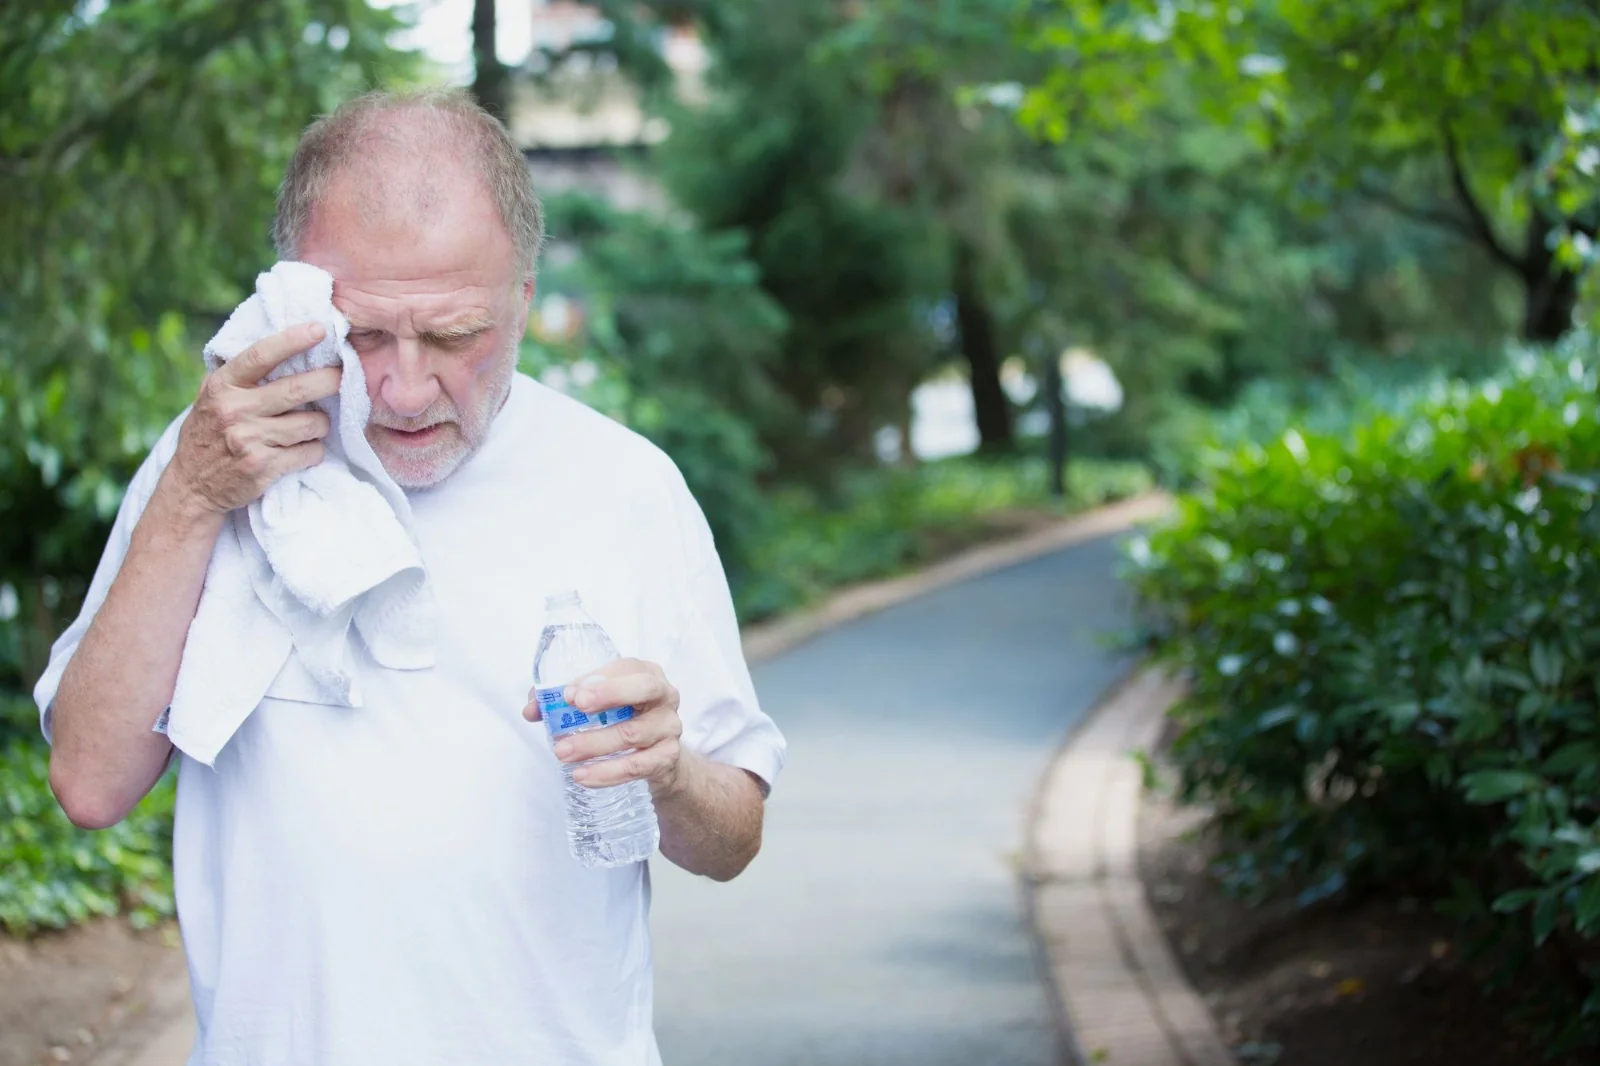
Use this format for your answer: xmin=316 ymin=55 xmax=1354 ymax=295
xmin=0 ymin=741 xmax=176 ymax=936
xmin=1126 ymin=333 xmax=1600 ymax=1048
xmin=1146 ymin=341 xmax=1507 ymax=488
xmin=0 ymin=691 xmax=37 ymax=750
xmin=737 ymin=454 xmax=1152 ymax=621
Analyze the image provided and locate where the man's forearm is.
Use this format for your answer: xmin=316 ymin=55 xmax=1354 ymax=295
xmin=653 ymin=751 xmax=766 ymax=881
xmin=50 ymin=473 xmax=223 ymax=828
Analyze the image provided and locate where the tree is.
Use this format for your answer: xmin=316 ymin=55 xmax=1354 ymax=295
xmin=471 ymin=0 xmax=510 ymax=123
xmin=821 ymin=0 xmax=1512 ymax=459
xmin=819 ymin=0 xmax=1038 ymax=452
xmin=533 ymin=0 xmax=1523 ymax=478
xmin=1025 ymin=0 xmax=1600 ymax=342
xmin=522 ymin=193 xmax=789 ymax=583
xmin=563 ymin=0 xmax=944 ymax=475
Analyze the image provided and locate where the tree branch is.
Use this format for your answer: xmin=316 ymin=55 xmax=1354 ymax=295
xmin=1356 ymin=177 xmax=1501 ymax=254
xmin=3 ymin=5 xmax=260 ymax=175
xmin=1357 ymin=160 xmax=1525 ymax=274
xmin=26 ymin=63 xmax=164 ymax=170
xmin=1439 ymin=122 xmax=1526 ymax=274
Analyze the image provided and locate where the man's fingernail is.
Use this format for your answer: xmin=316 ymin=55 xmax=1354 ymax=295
xmin=554 ymin=740 xmax=573 ymax=760
xmin=308 ymin=324 xmax=325 ymax=339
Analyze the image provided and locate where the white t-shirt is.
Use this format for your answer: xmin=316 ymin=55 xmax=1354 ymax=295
xmin=33 ymin=374 xmax=786 ymax=1065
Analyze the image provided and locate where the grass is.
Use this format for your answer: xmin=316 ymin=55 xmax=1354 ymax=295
xmin=732 ymin=453 xmax=1153 ymax=623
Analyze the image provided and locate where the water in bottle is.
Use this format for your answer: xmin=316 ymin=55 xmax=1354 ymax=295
xmin=532 ymin=590 xmax=660 ymax=868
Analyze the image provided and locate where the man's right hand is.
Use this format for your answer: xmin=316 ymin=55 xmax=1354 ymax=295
xmin=49 ymin=322 xmax=341 ymax=828
xmin=167 ymin=322 xmax=342 ymax=517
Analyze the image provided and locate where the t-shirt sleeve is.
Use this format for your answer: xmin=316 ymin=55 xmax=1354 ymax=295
xmin=32 ymin=414 xmax=188 ymax=743
xmin=661 ymin=488 xmax=786 ymax=794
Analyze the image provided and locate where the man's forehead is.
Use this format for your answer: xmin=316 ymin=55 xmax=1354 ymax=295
xmin=332 ymin=283 xmax=497 ymax=330
xmin=303 ymin=163 xmax=519 ymax=315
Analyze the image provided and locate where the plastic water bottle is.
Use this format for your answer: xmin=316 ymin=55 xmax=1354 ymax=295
xmin=532 ymin=590 xmax=660 ymax=868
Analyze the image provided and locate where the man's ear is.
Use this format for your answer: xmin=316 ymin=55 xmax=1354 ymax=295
xmin=517 ymin=279 xmax=537 ymax=339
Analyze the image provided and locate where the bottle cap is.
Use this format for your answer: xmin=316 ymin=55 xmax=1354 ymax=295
xmin=545 ymin=590 xmax=581 ymax=610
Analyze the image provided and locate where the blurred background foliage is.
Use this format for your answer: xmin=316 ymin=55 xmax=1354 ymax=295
xmin=1 ymin=0 xmax=419 ymax=690
xmin=2 ymin=11 xmax=1598 ymax=1039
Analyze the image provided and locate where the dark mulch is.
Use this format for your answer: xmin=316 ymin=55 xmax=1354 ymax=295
xmin=1137 ymin=772 xmax=1587 ymax=1066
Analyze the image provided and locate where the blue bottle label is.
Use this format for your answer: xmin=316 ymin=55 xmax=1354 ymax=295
xmin=536 ymin=685 xmax=636 ymax=738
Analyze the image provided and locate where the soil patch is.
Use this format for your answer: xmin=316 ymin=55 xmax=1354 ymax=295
xmin=1138 ymin=765 xmax=1584 ymax=1066
xmin=0 ymin=920 xmax=187 ymax=1066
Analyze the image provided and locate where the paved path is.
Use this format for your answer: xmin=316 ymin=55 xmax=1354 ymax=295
xmin=651 ymin=535 xmax=1137 ymax=1066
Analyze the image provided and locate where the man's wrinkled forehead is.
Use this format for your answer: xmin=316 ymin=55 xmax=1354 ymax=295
xmin=303 ymin=149 xmax=516 ymax=275
xmin=299 ymin=163 xmax=519 ymax=334
xmin=332 ymin=281 xmax=499 ymax=334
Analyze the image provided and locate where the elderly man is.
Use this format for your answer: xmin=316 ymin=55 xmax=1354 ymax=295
xmin=33 ymin=89 xmax=784 ymax=1065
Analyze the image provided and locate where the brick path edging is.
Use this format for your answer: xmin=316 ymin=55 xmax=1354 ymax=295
xmin=1024 ymin=668 xmax=1236 ymax=1066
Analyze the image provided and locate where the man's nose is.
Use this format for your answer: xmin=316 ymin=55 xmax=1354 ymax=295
xmin=377 ymin=338 xmax=440 ymax=419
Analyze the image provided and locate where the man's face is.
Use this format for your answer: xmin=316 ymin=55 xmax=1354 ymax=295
xmin=296 ymin=160 xmax=534 ymax=490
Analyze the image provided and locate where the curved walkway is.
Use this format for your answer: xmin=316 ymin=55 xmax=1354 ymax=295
xmin=652 ymin=532 xmax=1140 ymax=1065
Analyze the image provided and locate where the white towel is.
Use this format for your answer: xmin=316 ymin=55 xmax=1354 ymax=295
xmin=166 ymin=262 xmax=435 ymax=766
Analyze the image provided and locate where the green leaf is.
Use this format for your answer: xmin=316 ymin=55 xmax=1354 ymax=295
xmin=1532 ymin=891 xmax=1559 ymax=946
xmin=1575 ymin=876 xmax=1600 ymax=934
xmin=1254 ymin=705 xmax=1300 ymax=732
xmin=1542 ymin=741 xmax=1599 ymax=776
xmin=1460 ymin=770 xmax=1543 ymax=804
xmin=1492 ymin=887 xmax=1543 ymax=914
xmin=1530 ymin=640 xmax=1564 ymax=689
xmin=1493 ymin=668 xmax=1536 ymax=693
xmin=1385 ymin=699 xmax=1421 ymax=727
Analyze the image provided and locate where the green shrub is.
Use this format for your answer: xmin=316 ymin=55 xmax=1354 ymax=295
xmin=1126 ymin=333 xmax=1600 ymax=1048
xmin=0 ymin=690 xmax=35 ymax=750
xmin=1147 ymin=341 xmax=1506 ymax=488
xmin=737 ymin=454 xmax=1151 ymax=621
xmin=0 ymin=740 xmax=176 ymax=936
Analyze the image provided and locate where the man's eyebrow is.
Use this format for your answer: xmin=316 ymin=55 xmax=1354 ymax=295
xmin=418 ymin=316 xmax=495 ymax=341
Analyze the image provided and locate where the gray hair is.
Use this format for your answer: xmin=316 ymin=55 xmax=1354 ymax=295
xmin=272 ymin=88 xmax=544 ymax=280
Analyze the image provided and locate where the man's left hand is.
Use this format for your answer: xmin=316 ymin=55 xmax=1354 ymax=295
xmin=522 ymin=659 xmax=684 ymax=795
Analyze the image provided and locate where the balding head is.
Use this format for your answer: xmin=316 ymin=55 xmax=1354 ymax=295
xmin=273 ymin=89 xmax=544 ymax=281
xmin=278 ymin=90 xmax=543 ymax=490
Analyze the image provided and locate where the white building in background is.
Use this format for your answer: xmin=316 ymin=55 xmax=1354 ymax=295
xmin=876 ymin=352 xmax=1126 ymax=464
xmin=376 ymin=0 xmax=703 ymax=165
xmin=514 ymin=1 xmax=705 ymax=212
xmin=509 ymin=1 xmax=706 ymax=341
xmin=1061 ymin=348 xmax=1125 ymax=410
